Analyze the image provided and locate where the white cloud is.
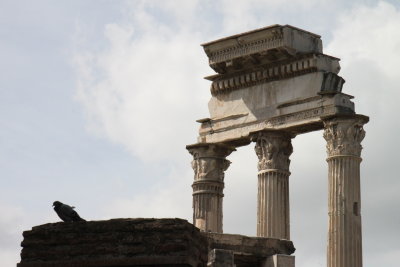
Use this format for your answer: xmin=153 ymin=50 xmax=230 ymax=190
xmin=74 ymin=2 xmax=211 ymax=163
xmin=327 ymin=1 xmax=400 ymax=78
xmin=102 ymin=167 xmax=193 ymax=220
xmin=72 ymin=1 xmax=400 ymax=267
xmin=218 ymin=0 xmax=331 ymax=34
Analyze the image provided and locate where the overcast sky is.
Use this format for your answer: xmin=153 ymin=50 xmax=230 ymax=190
xmin=1 ymin=0 xmax=399 ymax=266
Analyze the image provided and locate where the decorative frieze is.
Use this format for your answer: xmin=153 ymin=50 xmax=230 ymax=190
xmin=210 ymin=56 xmax=318 ymax=95
xmin=267 ymin=106 xmax=334 ymax=127
xmin=208 ymin=54 xmax=341 ymax=96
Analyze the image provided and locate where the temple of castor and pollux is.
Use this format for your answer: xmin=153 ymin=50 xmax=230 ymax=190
xmin=18 ymin=25 xmax=368 ymax=267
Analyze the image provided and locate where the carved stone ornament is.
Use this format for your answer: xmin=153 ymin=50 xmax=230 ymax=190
xmin=252 ymin=132 xmax=293 ymax=171
xmin=191 ymin=157 xmax=231 ymax=181
xmin=210 ymin=55 xmax=319 ymax=96
xmin=187 ymin=144 xmax=234 ymax=181
xmin=323 ymin=116 xmax=367 ymax=157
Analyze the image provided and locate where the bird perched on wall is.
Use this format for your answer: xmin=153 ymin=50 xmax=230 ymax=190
xmin=52 ymin=201 xmax=86 ymax=222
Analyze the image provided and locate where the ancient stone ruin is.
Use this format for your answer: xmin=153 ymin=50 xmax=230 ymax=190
xmin=18 ymin=218 xmax=295 ymax=267
xmin=186 ymin=24 xmax=368 ymax=267
xmin=18 ymin=219 xmax=208 ymax=267
xmin=18 ymin=25 xmax=368 ymax=267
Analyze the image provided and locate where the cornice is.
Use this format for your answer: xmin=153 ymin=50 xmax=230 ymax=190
xmin=207 ymin=29 xmax=284 ymax=65
xmin=210 ymin=55 xmax=318 ymax=96
xmin=202 ymin=25 xmax=323 ymax=74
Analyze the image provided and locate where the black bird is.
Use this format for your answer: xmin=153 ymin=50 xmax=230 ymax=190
xmin=52 ymin=201 xmax=86 ymax=222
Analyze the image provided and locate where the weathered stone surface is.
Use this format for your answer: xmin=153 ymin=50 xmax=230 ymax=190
xmin=251 ymin=131 xmax=293 ymax=240
xmin=187 ymin=24 xmax=369 ymax=267
xmin=323 ymin=115 xmax=369 ymax=267
xmin=186 ymin=143 xmax=235 ymax=233
xmin=208 ymin=249 xmax=234 ymax=267
xmin=205 ymin=232 xmax=295 ymax=256
xmin=206 ymin=54 xmax=340 ymax=96
xmin=204 ymin=232 xmax=295 ymax=266
xmin=18 ymin=219 xmax=296 ymax=267
xmin=252 ymin=131 xmax=293 ymax=172
xmin=191 ymin=25 xmax=354 ymax=146
xmin=261 ymin=254 xmax=295 ymax=267
xmin=323 ymin=115 xmax=368 ymax=157
xmin=18 ymin=218 xmax=208 ymax=267
xmin=197 ymin=75 xmax=354 ymax=145
xmin=202 ymin=25 xmax=323 ymax=74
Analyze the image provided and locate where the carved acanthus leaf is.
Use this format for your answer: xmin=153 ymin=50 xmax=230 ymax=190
xmin=253 ymin=132 xmax=293 ymax=171
xmin=188 ymin=144 xmax=234 ymax=181
xmin=323 ymin=117 xmax=366 ymax=157
xmin=191 ymin=158 xmax=231 ymax=181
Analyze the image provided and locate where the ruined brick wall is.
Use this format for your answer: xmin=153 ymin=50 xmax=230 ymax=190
xmin=18 ymin=218 xmax=296 ymax=267
xmin=18 ymin=218 xmax=208 ymax=267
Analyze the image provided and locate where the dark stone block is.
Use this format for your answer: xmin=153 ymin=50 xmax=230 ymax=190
xmin=18 ymin=218 xmax=208 ymax=267
xmin=203 ymin=232 xmax=295 ymax=267
xmin=17 ymin=218 xmax=295 ymax=267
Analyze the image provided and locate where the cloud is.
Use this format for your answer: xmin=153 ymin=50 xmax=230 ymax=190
xmin=73 ymin=1 xmax=400 ymax=267
xmin=74 ymin=2 xmax=211 ymax=163
xmin=327 ymin=1 xmax=400 ymax=77
xmin=217 ymin=0 xmax=333 ymax=35
xmin=73 ymin=1 xmax=211 ymax=236
xmin=102 ymin=167 xmax=193 ymax=220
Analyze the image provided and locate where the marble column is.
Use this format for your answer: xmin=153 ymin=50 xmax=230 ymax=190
xmin=187 ymin=144 xmax=235 ymax=233
xmin=252 ymin=131 xmax=293 ymax=239
xmin=323 ymin=115 xmax=368 ymax=267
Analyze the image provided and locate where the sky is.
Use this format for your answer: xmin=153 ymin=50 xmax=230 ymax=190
xmin=0 ymin=0 xmax=399 ymax=266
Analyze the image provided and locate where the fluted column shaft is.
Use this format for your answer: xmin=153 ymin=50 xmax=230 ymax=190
xmin=187 ymin=144 xmax=235 ymax=233
xmin=323 ymin=115 xmax=368 ymax=267
xmin=252 ymin=131 xmax=293 ymax=239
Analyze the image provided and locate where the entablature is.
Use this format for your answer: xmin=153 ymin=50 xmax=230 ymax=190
xmin=205 ymin=53 xmax=341 ymax=96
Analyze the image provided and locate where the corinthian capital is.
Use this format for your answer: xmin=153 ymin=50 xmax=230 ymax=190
xmin=323 ymin=115 xmax=368 ymax=157
xmin=252 ymin=131 xmax=293 ymax=171
xmin=187 ymin=143 xmax=235 ymax=181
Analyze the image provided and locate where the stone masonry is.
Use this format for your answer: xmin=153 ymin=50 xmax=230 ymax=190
xmin=17 ymin=218 xmax=209 ymax=267
xmin=18 ymin=219 xmax=295 ymax=267
xmin=323 ymin=115 xmax=368 ymax=267
xmin=187 ymin=24 xmax=368 ymax=267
